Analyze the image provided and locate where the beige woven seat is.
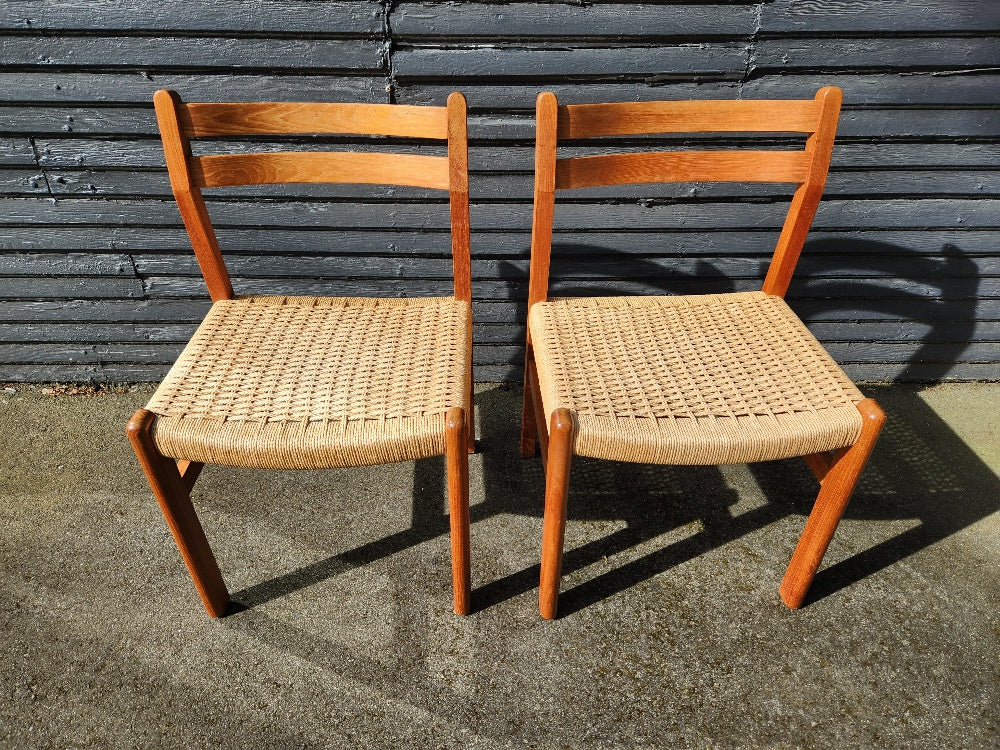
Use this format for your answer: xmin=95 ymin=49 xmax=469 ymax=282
xmin=128 ymin=91 xmax=474 ymax=619
xmin=147 ymin=295 xmax=471 ymax=470
xmin=523 ymin=89 xmax=886 ymax=619
xmin=529 ymin=292 xmax=863 ymax=466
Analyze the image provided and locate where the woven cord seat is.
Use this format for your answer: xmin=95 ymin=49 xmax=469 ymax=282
xmin=529 ymin=291 xmax=863 ymax=465
xmin=146 ymin=296 xmax=471 ymax=470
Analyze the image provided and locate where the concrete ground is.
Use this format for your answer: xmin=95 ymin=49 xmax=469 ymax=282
xmin=1 ymin=382 xmax=997 ymax=749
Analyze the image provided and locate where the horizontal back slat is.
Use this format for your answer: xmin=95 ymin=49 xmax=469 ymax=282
xmin=181 ymin=102 xmax=449 ymax=139
xmin=557 ymin=100 xmax=821 ymax=139
xmin=191 ymin=152 xmax=451 ymax=189
xmin=555 ymin=151 xmax=811 ymax=189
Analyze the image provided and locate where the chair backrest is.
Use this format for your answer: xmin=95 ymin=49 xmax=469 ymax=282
xmin=528 ymin=87 xmax=843 ymax=309
xmin=153 ymin=90 xmax=471 ymax=303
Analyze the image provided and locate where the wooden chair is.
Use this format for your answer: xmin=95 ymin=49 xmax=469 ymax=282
xmin=128 ymin=90 xmax=474 ymax=617
xmin=522 ymin=87 xmax=886 ymax=618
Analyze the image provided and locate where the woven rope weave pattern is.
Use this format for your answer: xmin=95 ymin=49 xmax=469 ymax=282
xmin=529 ymin=291 xmax=864 ymax=464
xmin=146 ymin=295 xmax=470 ymax=469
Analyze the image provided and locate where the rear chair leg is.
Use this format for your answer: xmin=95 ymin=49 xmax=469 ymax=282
xmin=539 ymin=408 xmax=574 ymax=619
xmin=520 ymin=345 xmax=539 ymax=457
xmin=520 ymin=384 xmax=538 ymax=457
xmin=445 ymin=408 xmax=472 ymax=615
xmin=780 ymin=398 xmax=885 ymax=608
xmin=127 ymin=409 xmax=229 ymax=617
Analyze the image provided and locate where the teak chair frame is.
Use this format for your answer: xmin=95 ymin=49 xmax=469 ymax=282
xmin=128 ymin=90 xmax=474 ymax=617
xmin=521 ymin=87 xmax=885 ymax=618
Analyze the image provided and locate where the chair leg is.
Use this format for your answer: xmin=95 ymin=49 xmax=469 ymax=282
xmin=466 ymin=395 xmax=476 ymax=454
xmin=127 ymin=409 xmax=229 ymax=618
xmin=520 ymin=384 xmax=538 ymax=457
xmin=445 ymin=408 xmax=472 ymax=615
xmin=539 ymin=408 xmax=574 ymax=620
xmin=780 ymin=398 xmax=885 ymax=608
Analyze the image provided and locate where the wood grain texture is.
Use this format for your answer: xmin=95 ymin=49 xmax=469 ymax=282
xmin=0 ymin=36 xmax=383 ymax=71
xmin=190 ymin=152 xmax=450 ymax=189
xmin=555 ymin=151 xmax=809 ymax=189
xmin=0 ymin=0 xmax=384 ymax=33
xmin=181 ymin=102 xmax=447 ymax=138
xmin=153 ymin=89 xmax=233 ymax=302
xmin=780 ymin=398 xmax=886 ymax=608
xmin=764 ymin=86 xmax=843 ymax=296
xmin=558 ymin=100 xmax=821 ymax=138
xmin=445 ymin=407 xmax=472 ymax=615
xmin=392 ymin=44 xmax=748 ymax=80
xmin=762 ymin=0 xmax=1000 ymax=33
xmin=538 ymin=408 xmax=574 ymax=620
xmin=2 ymin=0 xmax=998 ymax=383
xmin=127 ymin=408 xmax=229 ymax=617
xmin=393 ymin=3 xmax=759 ymax=38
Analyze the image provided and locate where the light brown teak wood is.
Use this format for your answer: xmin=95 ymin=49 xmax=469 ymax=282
xmin=538 ymin=408 xmax=574 ymax=620
xmin=127 ymin=410 xmax=229 ymax=617
xmin=191 ymin=152 xmax=451 ymax=190
xmin=446 ymin=407 xmax=472 ymax=615
xmin=180 ymin=101 xmax=448 ymax=139
xmin=524 ymin=87 xmax=886 ymax=619
xmin=556 ymin=99 xmax=822 ymax=139
xmin=136 ymin=89 xmax=475 ymax=617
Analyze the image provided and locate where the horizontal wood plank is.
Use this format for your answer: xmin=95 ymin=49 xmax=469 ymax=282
xmin=755 ymin=37 xmax=1000 ymax=71
xmin=182 ymin=101 xmax=447 ymax=138
xmin=392 ymin=3 xmax=760 ymax=38
xmin=4 ymin=227 xmax=998 ymax=259
xmin=0 ymin=1 xmax=384 ymax=34
xmin=0 ymin=36 xmax=383 ymax=71
xmin=24 ymin=139 xmax=1000 ymax=173
xmin=392 ymin=44 xmax=748 ymax=80
xmin=555 ymin=151 xmax=810 ymax=188
xmin=761 ymin=0 xmax=1000 ymax=33
xmin=399 ymin=74 xmax=1000 ymax=108
xmin=0 ymin=73 xmax=387 ymax=104
xmin=3 ymin=197 xmax=996 ymax=231
xmin=191 ymin=153 xmax=451 ymax=189
xmin=557 ymin=100 xmax=821 ymax=138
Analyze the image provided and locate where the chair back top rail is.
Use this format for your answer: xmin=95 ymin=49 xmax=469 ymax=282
xmin=154 ymin=89 xmax=470 ymax=303
xmin=180 ymin=101 xmax=449 ymax=139
xmin=526 ymin=87 xmax=843 ymax=312
xmin=556 ymin=99 xmax=821 ymax=139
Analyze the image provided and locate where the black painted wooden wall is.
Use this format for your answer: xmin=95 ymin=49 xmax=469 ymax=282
xmin=1 ymin=1 xmax=998 ymax=382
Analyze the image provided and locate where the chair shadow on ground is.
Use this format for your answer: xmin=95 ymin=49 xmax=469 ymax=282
xmin=227 ymin=238 xmax=998 ymax=617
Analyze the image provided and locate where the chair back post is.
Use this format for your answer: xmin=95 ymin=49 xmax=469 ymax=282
xmin=762 ymin=86 xmax=843 ymax=297
xmin=527 ymin=92 xmax=560 ymax=312
xmin=446 ymin=92 xmax=472 ymax=303
xmin=153 ymin=89 xmax=235 ymax=302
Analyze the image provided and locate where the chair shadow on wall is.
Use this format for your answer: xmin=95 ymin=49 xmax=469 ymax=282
xmin=225 ymin=238 xmax=998 ymax=617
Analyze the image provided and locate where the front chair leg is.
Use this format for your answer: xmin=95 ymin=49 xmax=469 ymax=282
xmin=127 ymin=409 xmax=229 ymax=617
xmin=780 ymin=398 xmax=886 ymax=608
xmin=539 ymin=408 xmax=574 ymax=619
xmin=445 ymin=407 xmax=472 ymax=615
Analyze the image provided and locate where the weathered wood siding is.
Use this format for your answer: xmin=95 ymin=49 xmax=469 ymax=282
xmin=1 ymin=0 xmax=998 ymax=382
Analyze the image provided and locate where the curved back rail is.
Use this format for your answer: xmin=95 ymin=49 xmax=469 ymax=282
xmin=153 ymin=90 xmax=471 ymax=303
xmin=527 ymin=87 xmax=843 ymax=314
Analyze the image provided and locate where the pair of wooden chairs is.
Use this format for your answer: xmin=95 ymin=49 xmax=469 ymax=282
xmin=128 ymin=87 xmax=884 ymax=621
